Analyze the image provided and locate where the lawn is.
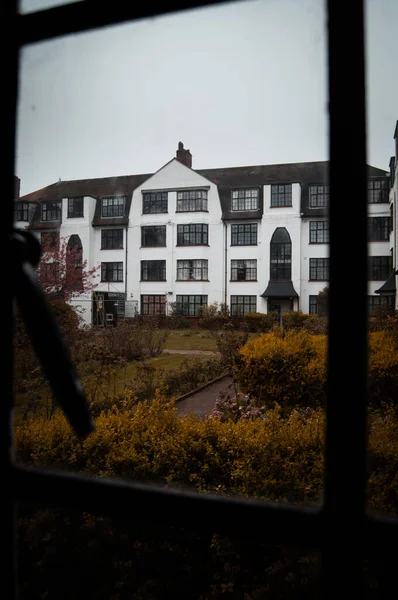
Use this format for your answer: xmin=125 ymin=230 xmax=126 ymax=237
xmin=15 ymin=352 xmax=203 ymax=421
xmin=164 ymin=329 xmax=260 ymax=351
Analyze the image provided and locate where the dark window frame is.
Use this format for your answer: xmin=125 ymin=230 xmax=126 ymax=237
xmin=41 ymin=200 xmax=62 ymax=221
xmin=367 ymin=178 xmax=390 ymax=204
xmin=8 ymin=4 xmax=397 ymax=599
xmin=141 ymin=260 xmax=167 ymax=281
xmin=142 ymin=191 xmax=168 ymax=214
xmin=309 ymin=184 xmax=329 ymax=208
xmin=175 ymin=294 xmax=208 ymax=316
xmin=230 ymin=259 xmax=257 ymax=281
xmin=309 ymin=257 xmax=330 ymax=281
xmin=176 ymin=190 xmax=208 ymax=212
xmin=176 ymin=223 xmax=208 ymax=246
xmin=15 ymin=201 xmax=29 ymax=221
xmin=309 ymin=295 xmax=318 ymax=315
xmin=101 ymin=228 xmax=124 ymax=249
xmin=67 ymin=196 xmax=84 ymax=218
xmin=101 ymin=196 xmax=126 ymax=218
xmin=230 ymin=295 xmax=257 ymax=316
xmin=141 ymin=225 xmax=167 ymax=247
xmin=310 ymin=220 xmax=330 ymax=243
xmin=231 ymin=188 xmax=259 ymax=211
xmin=367 ymin=216 xmax=390 ymax=241
xmin=176 ymin=259 xmax=208 ymax=281
xmin=101 ymin=261 xmax=124 ymax=282
xmin=270 ymin=184 xmax=292 ymax=207
xmin=141 ymin=294 xmax=167 ymax=315
xmin=231 ymin=223 xmax=258 ymax=246
xmin=368 ymin=256 xmax=392 ymax=280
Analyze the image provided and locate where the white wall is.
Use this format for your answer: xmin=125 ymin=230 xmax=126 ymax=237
xmin=128 ymin=158 xmax=223 ymax=313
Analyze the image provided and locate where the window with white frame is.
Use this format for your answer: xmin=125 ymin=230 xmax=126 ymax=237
xmin=231 ymin=189 xmax=259 ymax=211
xmin=230 ymin=259 xmax=257 ymax=281
xmin=176 ymin=259 xmax=208 ymax=281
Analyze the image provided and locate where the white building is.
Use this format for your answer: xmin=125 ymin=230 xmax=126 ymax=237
xmin=15 ymin=141 xmax=394 ymax=325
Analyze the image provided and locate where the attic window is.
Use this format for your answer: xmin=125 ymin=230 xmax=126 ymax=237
xmin=101 ymin=196 xmax=126 ymax=218
xmin=231 ymin=189 xmax=259 ymax=211
xmin=14 ymin=202 xmax=29 ymax=221
xmin=41 ymin=200 xmax=61 ymax=221
xmin=309 ymin=185 xmax=329 ymax=208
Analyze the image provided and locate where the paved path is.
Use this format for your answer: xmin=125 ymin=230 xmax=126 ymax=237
xmin=176 ymin=375 xmax=235 ymax=418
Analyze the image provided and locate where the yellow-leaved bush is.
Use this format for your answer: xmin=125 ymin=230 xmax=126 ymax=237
xmin=15 ymin=394 xmax=398 ymax=514
xmin=235 ymin=330 xmax=398 ymax=410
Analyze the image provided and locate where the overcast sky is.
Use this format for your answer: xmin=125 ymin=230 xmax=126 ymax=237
xmin=17 ymin=0 xmax=397 ymax=196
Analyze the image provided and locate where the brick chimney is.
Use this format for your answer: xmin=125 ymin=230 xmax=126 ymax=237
xmin=176 ymin=141 xmax=192 ymax=168
xmin=14 ymin=175 xmax=20 ymax=200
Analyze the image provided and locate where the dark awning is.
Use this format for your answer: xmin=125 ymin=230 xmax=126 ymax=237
xmin=260 ymin=281 xmax=299 ymax=298
xmin=374 ymin=271 xmax=396 ymax=295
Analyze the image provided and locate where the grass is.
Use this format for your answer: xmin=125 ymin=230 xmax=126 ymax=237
xmin=164 ymin=329 xmax=260 ymax=351
xmin=15 ymin=353 xmax=207 ymax=420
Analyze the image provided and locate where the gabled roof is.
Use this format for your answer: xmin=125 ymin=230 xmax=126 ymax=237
xmin=19 ymin=161 xmax=388 ymax=223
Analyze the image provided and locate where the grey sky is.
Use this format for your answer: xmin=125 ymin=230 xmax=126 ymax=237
xmin=17 ymin=0 xmax=397 ymax=196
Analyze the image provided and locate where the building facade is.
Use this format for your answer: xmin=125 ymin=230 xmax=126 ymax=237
xmin=15 ymin=139 xmax=396 ymax=325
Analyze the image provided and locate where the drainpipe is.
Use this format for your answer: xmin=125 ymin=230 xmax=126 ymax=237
xmin=125 ymin=225 xmax=128 ymax=300
xmin=224 ymin=222 xmax=228 ymax=308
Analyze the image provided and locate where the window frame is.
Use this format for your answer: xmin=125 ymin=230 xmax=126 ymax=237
xmin=41 ymin=200 xmax=62 ymax=221
xmin=230 ymin=295 xmax=257 ymax=316
xmin=367 ymin=178 xmax=390 ymax=204
xmin=142 ymin=191 xmax=168 ymax=214
xmin=141 ymin=294 xmax=167 ymax=315
xmin=101 ymin=228 xmax=124 ymax=250
xmin=67 ymin=196 xmax=84 ymax=218
xmin=309 ymin=257 xmax=330 ymax=281
xmin=141 ymin=225 xmax=167 ymax=247
xmin=367 ymin=216 xmax=390 ymax=241
xmin=175 ymin=294 xmax=208 ymax=316
xmin=231 ymin=223 xmax=258 ymax=246
xmin=101 ymin=196 xmax=126 ymax=218
xmin=176 ymin=190 xmax=208 ymax=212
xmin=230 ymin=259 xmax=257 ymax=281
xmin=15 ymin=201 xmax=29 ymax=221
xmin=100 ymin=261 xmax=124 ymax=282
xmin=176 ymin=223 xmax=208 ymax=246
xmin=176 ymin=259 xmax=208 ymax=281
xmin=141 ymin=260 xmax=167 ymax=281
xmin=231 ymin=188 xmax=259 ymax=211
xmin=270 ymin=184 xmax=292 ymax=207
xmin=309 ymin=184 xmax=329 ymax=208
xmin=309 ymin=220 xmax=330 ymax=243
xmin=367 ymin=256 xmax=392 ymax=281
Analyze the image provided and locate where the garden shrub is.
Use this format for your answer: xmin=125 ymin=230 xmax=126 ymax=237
xmin=235 ymin=330 xmax=398 ymax=411
xmin=235 ymin=330 xmax=327 ymax=411
xmin=302 ymin=315 xmax=328 ymax=335
xmin=244 ymin=311 xmax=279 ymax=332
xmin=282 ymin=311 xmax=310 ymax=330
xmin=101 ymin=320 xmax=169 ymax=361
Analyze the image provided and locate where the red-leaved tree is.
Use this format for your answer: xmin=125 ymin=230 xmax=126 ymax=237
xmin=37 ymin=233 xmax=100 ymax=301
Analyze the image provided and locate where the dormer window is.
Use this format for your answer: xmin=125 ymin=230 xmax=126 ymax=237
xmin=41 ymin=200 xmax=61 ymax=221
xmin=67 ymin=197 xmax=84 ymax=218
xmin=368 ymin=179 xmax=389 ymax=204
xmin=309 ymin=185 xmax=329 ymax=208
xmin=231 ymin=189 xmax=259 ymax=211
xmin=101 ymin=196 xmax=125 ymax=217
xmin=14 ymin=202 xmax=29 ymax=221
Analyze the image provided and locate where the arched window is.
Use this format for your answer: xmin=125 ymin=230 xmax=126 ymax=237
xmin=270 ymin=227 xmax=291 ymax=281
xmin=67 ymin=234 xmax=83 ymax=291
xmin=67 ymin=234 xmax=83 ymax=268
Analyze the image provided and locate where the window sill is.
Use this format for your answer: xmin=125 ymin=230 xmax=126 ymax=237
xmin=67 ymin=216 xmax=84 ymax=219
xmin=142 ymin=212 xmax=168 ymax=216
xmin=368 ymin=240 xmax=390 ymax=243
xmin=176 ymin=279 xmax=210 ymax=282
xmin=270 ymin=205 xmax=292 ymax=208
xmin=176 ymin=244 xmax=210 ymax=247
xmin=309 ymin=279 xmax=329 ymax=282
xmin=309 ymin=242 xmax=329 ymax=245
xmin=230 ymin=244 xmax=258 ymax=247
xmin=230 ymin=280 xmax=258 ymax=282
xmin=100 ymin=280 xmax=124 ymax=283
xmin=100 ymin=216 xmax=124 ymax=219
xmin=140 ymin=246 xmax=167 ymax=248
xmin=231 ymin=209 xmax=259 ymax=213
xmin=101 ymin=247 xmax=124 ymax=250
xmin=176 ymin=210 xmax=209 ymax=213
xmin=140 ymin=280 xmax=167 ymax=282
